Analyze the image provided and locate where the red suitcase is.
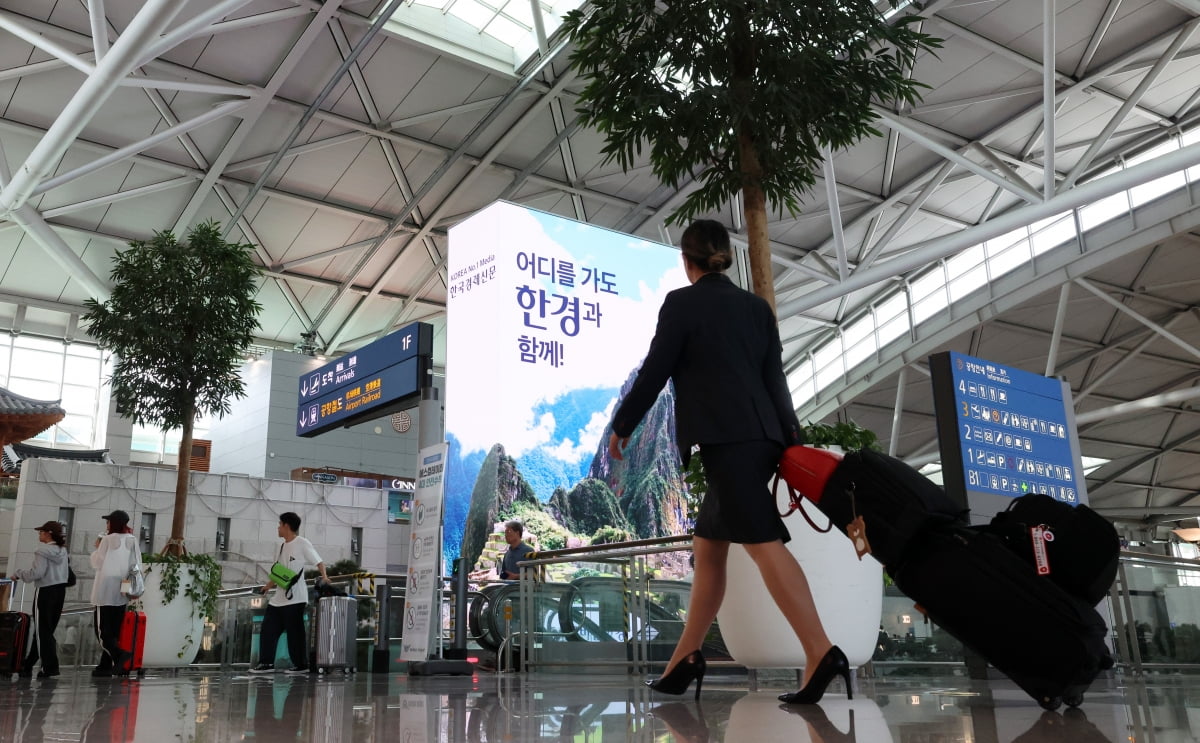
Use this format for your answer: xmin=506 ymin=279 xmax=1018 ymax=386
xmin=117 ymin=610 xmax=147 ymax=676
xmin=0 ymin=611 xmax=32 ymax=675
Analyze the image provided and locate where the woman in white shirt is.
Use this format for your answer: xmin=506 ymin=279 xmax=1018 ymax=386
xmin=88 ymin=510 xmax=138 ymax=678
xmin=13 ymin=520 xmax=69 ymax=678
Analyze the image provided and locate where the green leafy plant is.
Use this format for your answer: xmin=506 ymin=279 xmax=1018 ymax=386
xmin=139 ymin=552 xmax=222 ymax=658
xmin=83 ymin=220 xmax=262 ymax=557
xmin=681 ymin=452 xmax=707 ymax=526
xmin=562 ymin=1 xmax=941 ymax=308
xmin=802 ymin=420 xmax=881 ymax=452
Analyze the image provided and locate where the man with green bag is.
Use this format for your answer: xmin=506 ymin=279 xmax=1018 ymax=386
xmin=251 ymin=512 xmax=329 ymax=674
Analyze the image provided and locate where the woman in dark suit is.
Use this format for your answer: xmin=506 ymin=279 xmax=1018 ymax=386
xmin=609 ymin=219 xmax=847 ymax=704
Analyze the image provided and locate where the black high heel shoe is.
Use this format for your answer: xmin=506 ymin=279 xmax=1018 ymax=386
xmin=778 ymin=646 xmax=852 ymax=705
xmin=646 ymin=650 xmax=706 ymax=699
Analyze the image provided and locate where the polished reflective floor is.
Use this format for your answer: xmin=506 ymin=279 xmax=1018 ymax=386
xmin=0 ymin=666 xmax=1188 ymax=742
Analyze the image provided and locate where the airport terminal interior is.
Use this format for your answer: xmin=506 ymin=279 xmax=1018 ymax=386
xmin=4 ymin=0 xmax=1200 ymax=740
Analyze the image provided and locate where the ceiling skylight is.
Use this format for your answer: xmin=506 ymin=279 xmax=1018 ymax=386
xmin=389 ymin=0 xmax=586 ymax=74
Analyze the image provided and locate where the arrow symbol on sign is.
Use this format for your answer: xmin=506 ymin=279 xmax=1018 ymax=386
xmin=299 ymin=410 xmax=308 ymax=427
xmin=301 ymin=380 xmax=309 ymax=397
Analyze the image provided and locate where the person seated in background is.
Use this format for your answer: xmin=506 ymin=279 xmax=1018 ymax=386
xmin=498 ymin=521 xmax=535 ymax=580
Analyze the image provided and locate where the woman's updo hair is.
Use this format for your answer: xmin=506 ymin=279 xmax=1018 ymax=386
xmin=680 ymin=219 xmax=733 ymax=273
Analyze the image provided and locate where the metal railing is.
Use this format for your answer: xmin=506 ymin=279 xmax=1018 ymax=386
xmin=514 ymin=536 xmax=694 ymax=674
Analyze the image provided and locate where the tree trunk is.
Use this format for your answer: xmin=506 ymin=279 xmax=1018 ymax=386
xmin=167 ymin=410 xmax=194 ymax=556
xmin=730 ymin=6 xmax=776 ymax=313
xmin=738 ymin=128 xmax=776 ymax=313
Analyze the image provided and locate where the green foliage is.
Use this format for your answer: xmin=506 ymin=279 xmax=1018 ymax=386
xmin=82 ymin=221 xmax=263 ymax=430
xmin=82 ymin=221 xmax=262 ymax=549
xmin=0 ymin=481 xmax=16 ymax=500
xmin=140 ymin=552 xmax=222 ymax=658
xmin=590 ymin=525 xmax=635 ymax=546
xmin=562 ymin=0 xmax=941 ymax=225
xmin=802 ymin=420 xmax=881 ymax=452
xmin=503 ymin=502 xmax=573 ymax=551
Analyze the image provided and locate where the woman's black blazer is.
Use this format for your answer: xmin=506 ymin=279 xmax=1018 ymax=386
xmin=611 ymin=272 xmax=801 ymax=460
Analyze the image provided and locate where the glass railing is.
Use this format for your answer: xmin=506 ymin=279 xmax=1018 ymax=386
xmin=26 ymin=547 xmax=1200 ymax=678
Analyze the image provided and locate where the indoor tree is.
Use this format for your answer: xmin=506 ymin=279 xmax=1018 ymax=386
xmin=562 ymin=0 xmax=940 ymax=310
xmin=83 ymin=220 xmax=263 ymax=557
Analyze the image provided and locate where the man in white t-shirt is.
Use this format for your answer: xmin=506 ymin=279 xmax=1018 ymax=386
xmin=250 ymin=512 xmax=329 ymax=674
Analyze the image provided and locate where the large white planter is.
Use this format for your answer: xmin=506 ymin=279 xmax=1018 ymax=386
xmin=716 ymin=477 xmax=883 ymax=669
xmin=138 ymin=565 xmax=206 ymax=667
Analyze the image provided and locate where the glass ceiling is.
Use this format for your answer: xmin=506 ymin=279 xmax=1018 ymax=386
xmin=388 ymin=0 xmax=586 ymax=73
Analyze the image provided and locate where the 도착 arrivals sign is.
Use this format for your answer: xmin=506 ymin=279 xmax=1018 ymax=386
xmin=295 ymin=322 xmax=433 ymax=437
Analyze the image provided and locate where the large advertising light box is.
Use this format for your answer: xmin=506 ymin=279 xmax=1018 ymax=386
xmin=444 ymin=202 xmax=688 ymax=566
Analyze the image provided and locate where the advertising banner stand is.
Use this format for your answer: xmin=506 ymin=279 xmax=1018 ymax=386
xmin=405 ymin=389 xmax=472 ymax=676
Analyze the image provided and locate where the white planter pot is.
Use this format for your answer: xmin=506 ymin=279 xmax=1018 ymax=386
xmin=138 ymin=565 xmax=206 ymax=667
xmin=716 ymin=477 xmax=883 ymax=669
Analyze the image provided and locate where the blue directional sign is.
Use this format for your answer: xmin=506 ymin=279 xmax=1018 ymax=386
xmin=296 ymin=322 xmax=433 ymax=438
xmin=298 ymin=322 xmax=432 ymax=403
xmin=931 ymin=351 xmax=1089 ymax=515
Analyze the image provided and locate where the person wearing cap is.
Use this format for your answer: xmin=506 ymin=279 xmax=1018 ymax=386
xmin=88 ymin=510 xmax=138 ymax=677
xmin=12 ymin=521 xmax=69 ymax=678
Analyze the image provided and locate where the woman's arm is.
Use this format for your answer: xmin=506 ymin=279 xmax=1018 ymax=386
xmin=13 ymin=550 xmax=46 ymax=582
xmin=89 ymin=534 xmax=110 ymax=570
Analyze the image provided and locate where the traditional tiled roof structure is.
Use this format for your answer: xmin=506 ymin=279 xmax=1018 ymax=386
xmin=0 ymin=388 xmax=65 ymax=447
xmin=2 ymin=441 xmax=112 ymax=475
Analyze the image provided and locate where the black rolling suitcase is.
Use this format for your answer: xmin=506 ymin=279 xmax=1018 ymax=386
xmin=0 ymin=611 xmax=32 ymax=675
xmin=982 ymin=493 xmax=1120 ymax=605
xmin=891 ymin=525 xmax=1113 ymax=710
xmin=791 ymin=447 xmax=968 ymax=568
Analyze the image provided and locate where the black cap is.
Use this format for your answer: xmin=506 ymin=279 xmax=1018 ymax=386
xmin=101 ymin=509 xmax=130 ymax=523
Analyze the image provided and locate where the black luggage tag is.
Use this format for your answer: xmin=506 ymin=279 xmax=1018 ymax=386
xmin=1031 ymin=525 xmax=1052 ymax=575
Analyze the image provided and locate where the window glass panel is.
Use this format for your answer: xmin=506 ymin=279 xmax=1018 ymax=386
xmin=813 ymin=340 xmax=843 ymax=390
xmin=60 ymin=384 xmax=97 ymax=416
xmin=10 ymin=348 xmax=62 ymax=383
xmin=131 ymin=427 xmax=162 ymax=454
xmin=842 ymin=318 xmax=875 ymax=370
xmin=986 ymin=237 xmax=1029 ymax=277
xmin=8 ymin=378 xmax=60 ymax=402
xmin=946 ymin=245 xmax=986 ymax=279
xmin=878 ymin=312 xmax=909 ymax=349
xmin=1130 ymin=173 xmax=1187 ymax=207
xmin=485 ymin=16 xmax=528 ymax=46
xmin=66 ymin=343 xmax=101 ymax=360
xmin=64 ymin=354 xmax=100 ymax=381
xmin=13 ymin=336 xmax=63 ymax=353
xmin=1029 ymin=215 xmax=1077 ymax=256
xmin=909 ymin=265 xmax=946 ymax=303
xmin=789 ymin=359 xmax=815 ymax=407
xmin=1078 ymin=193 xmax=1129 ymax=231
xmin=55 ymin=415 xmax=94 ymax=446
xmin=874 ymin=292 xmax=908 ymax=347
xmin=949 ymin=264 xmax=988 ymax=303
xmin=449 ymin=1 xmax=493 ymax=28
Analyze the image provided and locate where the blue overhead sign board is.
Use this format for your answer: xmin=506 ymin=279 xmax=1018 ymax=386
xmin=296 ymin=322 xmax=433 ymax=438
xmin=931 ymin=351 xmax=1089 ymax=516
xmin=298 ymin=322 xmax=432 ymax=402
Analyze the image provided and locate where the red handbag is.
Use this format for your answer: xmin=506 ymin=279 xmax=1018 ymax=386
xmin=774 ymin=445 xmax=844 ymax=533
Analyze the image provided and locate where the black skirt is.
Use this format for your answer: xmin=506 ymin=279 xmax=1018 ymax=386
xmin=693 ymin=440 xmax=789 ymax=544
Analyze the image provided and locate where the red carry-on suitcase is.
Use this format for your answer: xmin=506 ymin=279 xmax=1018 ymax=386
xmin=0 ymin=611 xmax=32 ymax=675
xmin=117 ymin=610 xmax=147 ymax=676
xmin=891 ymin=525 xmax=1113 ymax=710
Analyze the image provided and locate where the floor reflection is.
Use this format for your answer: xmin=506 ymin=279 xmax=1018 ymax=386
xmin=0 ymin=669 xmax=1185 ymax=742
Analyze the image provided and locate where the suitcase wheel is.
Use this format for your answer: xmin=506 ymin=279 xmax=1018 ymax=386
xmin=1064 ymin=693 xmax=1083 ymax=708
xmin=1038 ymin=696 xmax=1063 ymax=711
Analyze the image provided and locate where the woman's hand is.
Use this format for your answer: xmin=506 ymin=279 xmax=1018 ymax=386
xmin=608 ymin=432 xmax=628 ymax=461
